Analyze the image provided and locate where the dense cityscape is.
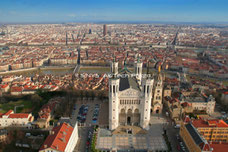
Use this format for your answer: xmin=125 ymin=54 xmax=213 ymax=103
xmin=0 ymin=0 xmax=228 ymax=152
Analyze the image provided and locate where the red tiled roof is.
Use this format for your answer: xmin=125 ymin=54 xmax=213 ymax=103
xmin=11 ymin=87 xmax=23 ymax=92
xmin=192 ymin=119 xmax=228 ymax=128
xmin=210 ymin=142 xmax=228 ymax=152
xmin=1 ymin=84 xmax=9 ymax=89
xmin=4 ymin=110 xmax=14 ymax=116
xmin=39 ymin=113 xmax=50 ymax=119
xmin=181 ymin=102 xmax=190 ymax=107
xmin=183 ymin=115 xmax=191 ymax=123
xmin=39 ymin=123 xmax=74 ymax=152
xmin=8 ymin=113 xmax=30 ymax=118
xmin=199 ymin=142 xmax=211 ymax=151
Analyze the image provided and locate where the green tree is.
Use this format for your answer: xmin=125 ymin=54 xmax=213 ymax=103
xmin=97 ymin=91 xmax=105 ymax=101
xmin=31 ymin=94 xmax=42 ymax=107
xmin=79 ymin=90 xmax=84 ymax=100
xmin=90 ymin=91 xmax=95 ymax=100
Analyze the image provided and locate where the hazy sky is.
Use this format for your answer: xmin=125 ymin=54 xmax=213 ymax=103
xmin=0 ymin=0 xmax=228 ymax=23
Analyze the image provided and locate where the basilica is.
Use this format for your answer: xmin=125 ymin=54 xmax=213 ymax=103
xmin=109 ymin=55 xmax=163 ymax=130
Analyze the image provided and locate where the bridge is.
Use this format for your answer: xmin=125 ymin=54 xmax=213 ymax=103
xmin=73 ymin=47 xmax=81 ymax=76
xmin=73 ymin=64 xmax=80 ymax=75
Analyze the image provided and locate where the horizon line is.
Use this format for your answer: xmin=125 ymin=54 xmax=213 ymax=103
xmin=1 ymin=20 xmax=228 ymax=25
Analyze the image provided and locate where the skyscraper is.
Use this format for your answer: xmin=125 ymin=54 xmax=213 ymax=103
xmin=103 ymin=24 xmax=107 ymax=36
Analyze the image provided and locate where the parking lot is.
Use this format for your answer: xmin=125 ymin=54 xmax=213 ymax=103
xmin=71 ymin=99 xmax=109 ymax=127
xmin=71 ymin=99 xmax=109 ymax=152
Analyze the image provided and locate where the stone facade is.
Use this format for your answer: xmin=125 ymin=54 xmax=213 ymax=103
xmin=109 ymin=56 xmax=163 ymax=130
xmin=152 ymin=74 xmax=163 ymax=114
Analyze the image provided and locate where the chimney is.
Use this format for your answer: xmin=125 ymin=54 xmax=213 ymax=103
xmin=44 ymin=144 xmax=47 ymax=148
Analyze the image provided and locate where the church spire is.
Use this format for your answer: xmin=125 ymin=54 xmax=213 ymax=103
xmin=137 ymin=54 xmax=140 ymax=63
xmin=146 ymin=60 xmax=150 ymax=74
xmin=113 ymin=52 xmax=116 ymax=62
xmin=124 ymin=57 xmax=127 ymax=70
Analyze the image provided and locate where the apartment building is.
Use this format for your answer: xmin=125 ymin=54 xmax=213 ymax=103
xmin=0 ymin=110 xmax=34 ymax=127
xmin=39 ymin=122 xmax=78 ymax=152
xmin=192 ymin=119 xmax=228 ymax=142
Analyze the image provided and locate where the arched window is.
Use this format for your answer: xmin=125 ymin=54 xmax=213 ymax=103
xmin=134 ymin=109 xmax=139 ymax=113
xmin=113 ymin=85 xmax=115 ymax=93
xmin=120 ymin=109 xmax=125 ymax=113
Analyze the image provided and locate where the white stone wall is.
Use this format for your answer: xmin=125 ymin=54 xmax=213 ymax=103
xmin=191 ymin=101 xmax=215 ymax=115
xmin=109 ymin=78 xmax=120 ymax=130
xmin=140 ymin=79 xmax=154 ymax=129
xmin=65 ymin=123 xmax=79 ymax=152
xmin=111 ymin=62 xmax=118 ymax=76
xmin=109 ymin=78 xmax=155 ymax=130
xmin=134 ymin=62 xmax=143 ymax=85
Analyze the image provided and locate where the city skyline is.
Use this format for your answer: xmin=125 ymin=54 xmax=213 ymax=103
xmin=0 ymin=0 xmax=228 ymax=24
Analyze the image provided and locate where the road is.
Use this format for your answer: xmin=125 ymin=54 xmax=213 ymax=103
xmin=166 ymin=122 xmax=179 ymax=152
xmin=164 ymin=110 xmax=189 ymax=152
xmin=73 ymin=64 xmax=81 ymax=75
xmin=73 ymin=126 xmax=91 ymax=152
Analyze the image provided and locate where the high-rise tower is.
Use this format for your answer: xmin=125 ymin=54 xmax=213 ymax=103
xmin=103 ymin=24 xmax=107 ymax=36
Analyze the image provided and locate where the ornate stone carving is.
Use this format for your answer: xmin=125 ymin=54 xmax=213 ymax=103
xmin=119 ymin=88 xmax=140 ymax=97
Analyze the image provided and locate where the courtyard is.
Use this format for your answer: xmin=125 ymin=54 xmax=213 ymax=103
xmin=96 ymin=114 xmax=168 ymax=151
